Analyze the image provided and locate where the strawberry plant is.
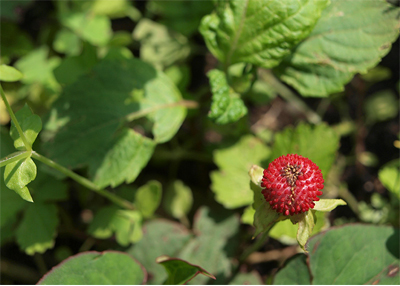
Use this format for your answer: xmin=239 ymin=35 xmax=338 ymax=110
xmin=1 ymin=0 xmax=399 ymax=284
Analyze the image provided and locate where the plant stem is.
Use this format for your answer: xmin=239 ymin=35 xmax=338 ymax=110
xmin=239 ymin=224 xmax=274 ymax=263
xmin=31 ymin=152 xmax=135 ymax=210
xmin=259 ymin=70 xmax=321 ymax=124
xmin=0 ymin=84 xmax=31 ymax=151
xmin=0 ymin=151 xmax=30 ymax=168
xmin=125 ymin=100 xmax=198 ymax=122
xmin=338 ymin=185 xmax=360 ymax=217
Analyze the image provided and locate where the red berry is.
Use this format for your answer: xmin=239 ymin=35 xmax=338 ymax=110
xmin=261 ymin=154 xmax=324 ymax=216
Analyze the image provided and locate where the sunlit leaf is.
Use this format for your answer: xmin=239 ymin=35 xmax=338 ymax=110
xmin=10 ymin=104 xmax=42 ymax=150
xmin=200 ymin=0 xmax=329 ymax=68
xmin=275 ymin=0 xmax=400 ymax=97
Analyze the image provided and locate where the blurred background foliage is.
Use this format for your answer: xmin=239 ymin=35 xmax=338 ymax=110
xmin=0 ymin=0 xmax=399 ymax=284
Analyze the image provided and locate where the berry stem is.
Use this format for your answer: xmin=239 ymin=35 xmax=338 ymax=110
xmin=239 ymin=223 xmax=275 ymax=263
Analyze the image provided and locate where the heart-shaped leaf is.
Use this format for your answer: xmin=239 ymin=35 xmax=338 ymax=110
xmin=38 ymin=251 xmax=147 ymax=284
xmin=156 ymin=256 xmax=215 ymax=285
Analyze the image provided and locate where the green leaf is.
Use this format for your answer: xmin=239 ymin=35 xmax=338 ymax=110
xmin=200 ymin=0 xmax=329 ymax=68
xmin=38 ymin=251 xmax=147 ymax=284
xmin=148 ymin=0 xmax=213 ymax=36
xmin=270 ymin=122 xmax=339 ymax=178
xmin=275 ymin=0 xmax=400 ymax=97
xmin=241 ymin=205 xmax=256 ymax=225
xmin=53 ymin=28 xmax=82 ymax=56
xmin=89 ymin=0 xmax=140 ymax=20
xmin=88 ymin=206 xmax=143 ymax=246
xmin=207 ymin=69 xmax=247 ymax=124
xmin=135 ymin=180 xmax=162 ymax=218
xmin=0 ymin=129 xmax=26 ymax=226
xmin=61 ymin=12 xmax=112 ymax=46
xmin=229 ymin=271 xmax=263 ymax=285
xmin=365 ymin=90 xmax=399 ymax=124
xmin=307 ymin=224 xmax=399 ymax=284
xmin=211 ymin=135 xmax=270 ymax=209
xmin=0 ymin=64 xmax=23 ymax=82
xmin=0 ymin=182 xmax=26 ymax=227
xmin=313 ymin=198 xmax=347 ymax=212
xmin=133 ymin=19 xmax=191 ymax=69
xmin=10 ymin=104 xmax=42 ymax=150
xmin=296 ymin=210 xmax=315 ymax=251
xmin=53 ymin=43 xmax=97 ymax=86
xmin=4 ymin=157 xmax=36 ymax=202
xmin=15 ymin=46 xmax=60 ymax=91
xmin=163 ymin=180 xmax=193 ymax=220
xmin=43 ymin=58 xmax=185 ymax=188
xmin=16 ymin=203 xmax=58 ymax=255
xmin=128 ymin=220 xmax=192 ymax=285
xmin=379 ymin=160 xmax=400 ymax=200
xmin=156 ymin=256 xmax=216 ymax=285
xmin=269 ymin=210 xmax=328 ymax=245
xmin=91 ymin=129 xmax=156 ymax=188
xmin=178 ymin=207 xmax=240 ymax=285
xmin=274 ymin=254 xmax=310 ymax=285
xmin=30 ymin=172 xmax=68 ymax=203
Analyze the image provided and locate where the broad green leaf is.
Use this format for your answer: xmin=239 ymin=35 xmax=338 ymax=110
xmin=90 ymin=0 xmax=140 ymax=20
xmin=365 ymin=90 xmax=399 ymax=124
xmin=275 ymin=0 xmax=400 ymax=97
xmin=270 ymin=122 xmax=339 ymax=178
xmin=88 ymin=206 xmax=143 ymax=246
xmin=163 ymin=180 xmax=193 ymax=220
xmin=38 ymin=251 xmax=147 ymax=284
xmin=10 ymin=104 xmax=42 ymax=150
xmin=156 ymin=256 xmax=216 ymax=285
xmin=14 ymin=46 xmax=60 ymax=91
xmin=229 ymin=271 xmax=263 ymax=285
xmin=179 ymin=207 xmax=240 ymax=285
xmin=379 ymin=160 xmax=400 ymax=200
xmin=61 ymin=12 xmax=112 ymax=46
xmin=16 ymin=203 xmax=58 ymax=255
xmin=148 ymin=0 xmax=214 ymax=36
xmin=4 ymin=157 xmax=36 ymax=202
xmin=200 ymin=0 xmax=329 ymax=68
xmin=274 ymin=254 xmax=310 ymax=285
xmin=53 ymin=28 xmax=82 ymax=56
xmin=211 ymin=135 xmax=270 ymax=208
xmin=307 ymin=224 xmax=399 ymax=284
xmin=30 ymin=172 xmax=68 ymax=202
xmin=53 ymin=43 xmax=97 ymax=85
xmin=296 ymin=211 xmax=315 ymax=251
xmin=135 ymin=180 xmax=162 ymax=218
xmin=0 ymin=129 xmax=26 ymax=225
xmin=128 ymin=220 xmax=192 ymax=285
xmin=91 ymin=129 xmax=156 ymax=188
xmin=269 ymin=210 xmax=328 ymax=245
xmin=0 ymin=182 xmax=26 ymax=227
xmin=313 ymin=199 xmax=346 ymax=212
xmin=0 ymin=64 xmax=23 ymax=82
xmin=133 ymin=19 xmax=191 ymax=69
xmin=43 ymin=58 xmax=185 ymax=188
xmin=207 ymin=69 xmax=247 ymax=124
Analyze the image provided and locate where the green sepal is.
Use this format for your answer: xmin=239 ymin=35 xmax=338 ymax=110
xmin=313 ymin=199 xmax=347 ymax=212
xmin=296 ymin=210 xmax=316 ymax=252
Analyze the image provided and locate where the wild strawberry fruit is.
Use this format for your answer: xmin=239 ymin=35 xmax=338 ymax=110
xmin=261 ymin=154 xmax=324 ymax=216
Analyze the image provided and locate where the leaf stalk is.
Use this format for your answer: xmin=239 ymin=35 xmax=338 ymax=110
xmin=0 ymin=84 xmax=32 ymax=151
xmin=31 ymin=152 xmax=135 ymax=210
